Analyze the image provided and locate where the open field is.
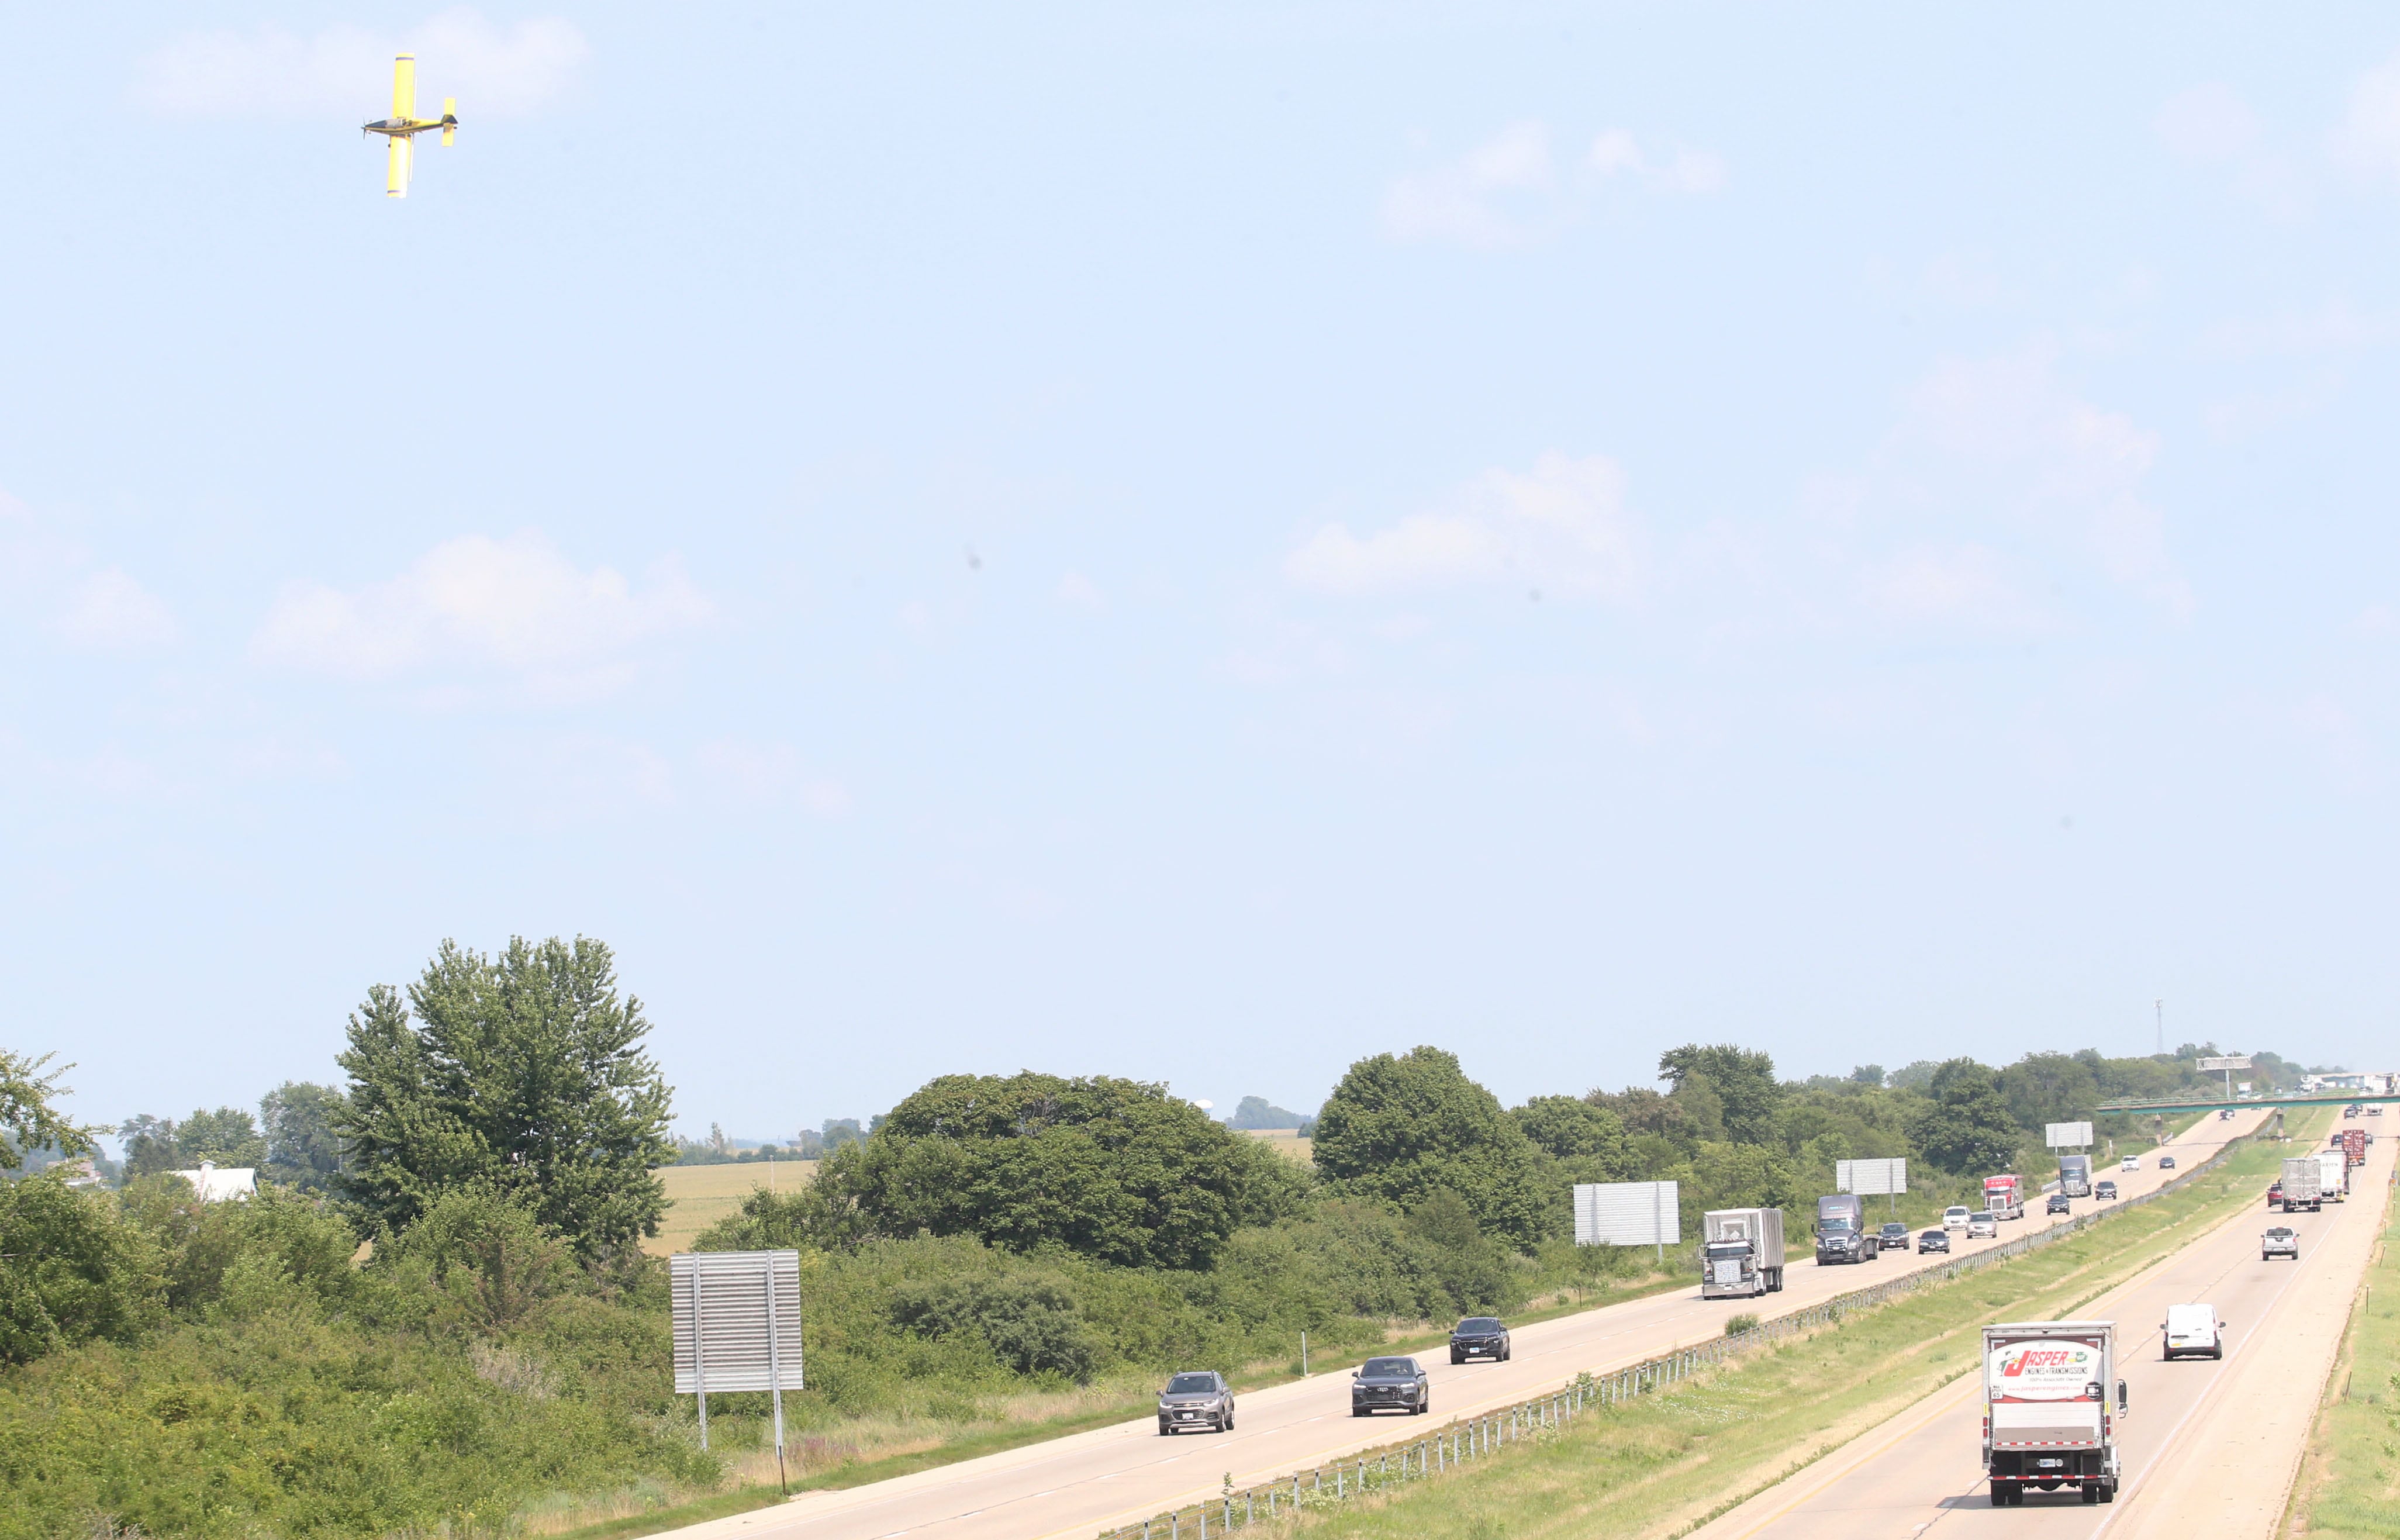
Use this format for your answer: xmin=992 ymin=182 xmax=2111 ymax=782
xmin=647 ymin=1161 xmax=817 ymax=1256
xmin=1238 ymin=1112 xmax=2319 ymax=1540
xmin=1241 ymin=1129 xmax=1314 ymax=1164
xmin=2292 ymin=1150 xmax=2399 ymax=1540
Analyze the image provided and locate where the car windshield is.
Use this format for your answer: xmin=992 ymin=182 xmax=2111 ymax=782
xmin=1921 ymin=1230 xmax=1943 ymax=1238
xmin=2267 ymin=1228 xmax=2293 ymax=1239
xmin=1362 ymin=1358 xmax=1416 ymax=1377
xmin=1166 ymin=1375 xmax=1217 ymax=1394
xmin=1704 ymin=1242 xmax=1750 ymax=1259
xmin=1821 ymin=1217 xmax=1856 ymax=1231
xmin=1458 ymin=1318 xmax=1502 ymax=1331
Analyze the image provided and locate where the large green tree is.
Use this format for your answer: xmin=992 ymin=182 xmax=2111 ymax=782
xmin=1907 ymin=1058 xmax=2022 ymax=1175
xmin=260 ymin=1081 xmax=350 ymax=1191
xmin=1313 ymin=1047 xmax=1549 ymax=1248
xmin=0 ymin=1175 xmax=162 ymax=1363
xmin=0 ymin=1050 xmax=96 ymax=1170
xmin=1657 ymin=1044 xmax=1784 ymax=1144
xmin=333 ymin=936 xmax=675 ymax=1259
xmin=799 ymin=1072 xmax=1301 ymax=1270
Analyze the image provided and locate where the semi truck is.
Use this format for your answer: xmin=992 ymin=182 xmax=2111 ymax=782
xmin=1984 ymin=1173 xmax=2026 ymax=1220
xmin=2339 ymin=1128 xmax=2368 ymax=1169
xmin=1981 ymin=1320 xmax=2124 ymax=1506
xmin=2280 ymin=1156 xmax=2323 ymax=1213
xmin=2057 ymin=1155 xmax=2091 ymax=1199
xmin=1815 ymin=1194 xmax=1877 ymax=1265
xmin=1700 ymin=1208 xmax=1787 ymax=1298
xmin=2316 ymin=1148 xmax=2348 ymax=1202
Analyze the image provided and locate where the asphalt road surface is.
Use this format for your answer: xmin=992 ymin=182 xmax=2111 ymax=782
xmin=670 ymin=1109 xmax=2274 ymax=1540
xmin=1683 ymin=1120 xmax=2388 ymax=1540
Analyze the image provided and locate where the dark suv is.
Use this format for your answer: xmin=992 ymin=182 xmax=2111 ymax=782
xmin=1156 ymin=1371 xmax=1234 ymax=1435
xmin=1875 ymin=1222 xmax=1910 ymax=1252
xmin=1351 ymin=1356 xmax=1431 ymax=1417
xmin=2046 ymin=1193 xmax=2071 ymax=1216
xmin=1450 ymin=1317 xmax=1511 ymax=1363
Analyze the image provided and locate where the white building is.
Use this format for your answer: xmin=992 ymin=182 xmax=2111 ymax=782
xmin=171 ymin=1161 xmax=256 ymax=1202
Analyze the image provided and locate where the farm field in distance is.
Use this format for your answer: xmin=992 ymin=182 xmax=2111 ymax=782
xmin=646 ymin=1160 xmax=817 ymax=1255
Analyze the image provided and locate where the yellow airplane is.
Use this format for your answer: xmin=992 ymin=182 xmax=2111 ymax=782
xmin=362 ymin=54 xmax=457 ymax=198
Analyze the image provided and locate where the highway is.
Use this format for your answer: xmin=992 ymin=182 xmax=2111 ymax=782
xmin=667 ymin=1109 xmax=2273 ymax=1540
xmin=1683 ymin=1120 xmax=2388 ymax=1540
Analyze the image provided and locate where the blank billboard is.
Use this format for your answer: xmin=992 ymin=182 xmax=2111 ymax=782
xmin=2045 ymin=1121 xmax=2094 ymax=1149
xmin=1574 ymin=1180 xmax=1679 ymax=1246
xmin=1836 ymin=1157 xmax=1907 ymax=1196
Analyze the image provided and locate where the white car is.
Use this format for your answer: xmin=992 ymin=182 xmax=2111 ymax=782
xmin=2262 ymin=1227 xmax=2299 ymax=1261
xmin=2161 ymin=1303 xmax=2223 ymax=1361
xmin=1943 ymin=1206 xmax=1973 ymax=1230
xmin=1967 ymin=1211 xmax=2000 ymax=1239
xmin=2121 ymin=1155 xmax=2140 ymax=1171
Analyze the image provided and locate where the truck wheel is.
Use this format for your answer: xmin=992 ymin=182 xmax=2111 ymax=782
xmin=2081 ymin=1483 xmax=2099 ymax=1504
xmin=1991 ymin=1483 xmax=2007 ymax=1507
xmin=2101 ymin=1482 xmax=2117 ymax=1503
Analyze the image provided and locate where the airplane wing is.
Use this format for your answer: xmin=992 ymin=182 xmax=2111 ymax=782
xmin=386 ymin=135 xmax=412 ymax=198
xmin=391 ymin=54 xmax=416 ymax=122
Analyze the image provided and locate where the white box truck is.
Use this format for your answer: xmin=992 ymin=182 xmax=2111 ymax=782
xmin=2281 ymin=1156 xmax=2323 ymax=1213
xmin=2315 ymin=1148 xmax=2347 ymax=1203
xmin=1981 ymin=1321 xmax=2123 ymax=1506
xmin=1701 ymin=1208 xmax=1786 ymax=1298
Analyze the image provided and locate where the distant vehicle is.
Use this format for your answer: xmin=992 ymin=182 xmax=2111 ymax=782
xmin=1944 ymin=1206 xmax=1974 ymax=1231
xmin=2161 ymin=1303 xmax=2223 ymax=1361
xmin=2046 ymin=1193 xmax=2072 ymax=1216
xmin=1701 ymin=1208 xmax=1787 ymax=1298
xmin=1969 ymin=1211 xmax=2000 ymax=1239
xmin=1919 ymin=1228 xmax=1952 ymax=1253
xmin=2371 ymin=1107 xmax=2384 ymax=1117
xmin=1816 ymin=1194 xmax=1877 ymax=1265
xmin=1984 ymin=1173 xmax=2027 ymax=1220
xmin=2121 ymin=1155 xmax=2140 ymax=1172
xmin=2346 ymin=1104 xmax=2361 ymax=1118
xmin=1449 ymin=1317 xmax=1510 ymax=1363
xmin=1876 ymin=1221 xmax=1911 ymax=1252
xmin=2281 ymin=1156 xmax=2324 ymax=1213
xmin=2158 ymin=1155 xmax=2176 ymax=1170
xmin=2267 ymin=1181 xmax=2282 ymax=1208
xmin=1351 ymin=1356 xmax=1430 ymax=1417
xmin=2219 ymin=1108 xmax=2235 ymax=1121
xmin=2316 ymin=1148 xmax=2348 ymax=1203
xmin=1981 ymin=1320 xmax=2122 ymax=1504
xmin=2262 ymin=1227 xmax=2299 ymax=1261
xmin=2058 ymin=1155 xmax=2092 ymax=1198
xmin=2339 ymin=1130 xmax=2368 ymax=1169
xmin=1157 ymin=1371 xmax=1234 ymax=1435
xmin=2095 ymin=1180 xmax=2119 ymax=1200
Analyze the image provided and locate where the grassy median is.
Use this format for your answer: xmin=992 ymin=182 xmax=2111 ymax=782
xmin=2291 ymin=1159 xmax=2399 ymax=1540
xmin=1254 ymin=1114 xmax=2319 ymax=1540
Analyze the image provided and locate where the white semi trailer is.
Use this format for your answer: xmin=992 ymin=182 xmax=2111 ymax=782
xmin=2316 ymin=1147 xmax=2348 ymax=1203
xmin=2281 ymin=1156 xmax=2324 ymax=1213
xmin=1700 ymin=1208 xmax=1786 ymax=1298
xmin=1981 ymin=1321 xmax=2124 ymax=1506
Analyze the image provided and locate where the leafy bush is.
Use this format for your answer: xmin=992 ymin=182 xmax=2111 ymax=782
xmin=890 ymin=1275 xmax=1100 ymax=1382
xmin=0 ymin=1175 xmax=162 ymax=1365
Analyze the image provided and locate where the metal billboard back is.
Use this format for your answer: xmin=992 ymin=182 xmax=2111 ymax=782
xmin=2044 ymin=1121 xmax=2094 ymax=1149
xmin=1835 ymin=1157 xmax=1907 ymax=1196
xmin=2197 ymin=1056 xmax=2251 ymax=1072
xmin=1574 ymin=1181 xmax=1679 ymax=1246
xmin=672 ymin=1250 xmax=803 ymax=1395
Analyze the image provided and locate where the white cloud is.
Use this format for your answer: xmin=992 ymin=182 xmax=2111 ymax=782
xmin=133 ymin=8 xmax=587 ymax=119
xmin=1588 ymin=130 xmax=1726 ymax=194
xmin=251 ymin=531 xmax=712 ymax=693
xmin=55 ymin=568 xmax=180 ymax=652
xmin=2336 ymin=50 xmax=2400 ymax=184
xmin=2154 ymin=83 xmax=2305 ymax=215
xmin=695 ymin=740 xmax=851 ymax=815
xmin=1286 ymin=453 xmax=1639 ymax=599
xmin=1382 ymin=121 xmax=1553 ymax=248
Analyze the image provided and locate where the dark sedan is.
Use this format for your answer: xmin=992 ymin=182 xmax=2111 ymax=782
xmin=2046 ymin=1193 xmax=2071 ymax=1216
xmin=2095 ymin=1180 xmax=2119 ymax=1200
xmin=1918 ymin=1228 xmax=1951 ymax=1254
xmin=1352 ymin=1356 xmax=1431 ymax=1417
xmin=1876 ymin=1222 xmax=1911 ymax=1252
xmin=1449 ymin=1317 xmax=1511 ymax=1363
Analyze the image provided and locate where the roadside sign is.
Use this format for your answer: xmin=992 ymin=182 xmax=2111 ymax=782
xmin=1575 ymin=1180 xmax=1679 ymax=1254
xmin=672 ymin=1249 xmax=803 ymax=1481
xmin=1836 ymin=1157 xmax=1908 ymax=1196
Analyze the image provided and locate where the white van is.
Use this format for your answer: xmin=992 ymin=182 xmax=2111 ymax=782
xmin=2121 ymin=1155 xmax=2140 ymax=1172
xmin=2161 ymin=1303 xmax=2223 ymax=1361
xmin=1943 ymin=1206 xmax=1973 ymax=1230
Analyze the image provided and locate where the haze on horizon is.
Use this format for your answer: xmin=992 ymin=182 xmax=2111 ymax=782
xmin=3 ymin=4 xmax=2396 ymax=1140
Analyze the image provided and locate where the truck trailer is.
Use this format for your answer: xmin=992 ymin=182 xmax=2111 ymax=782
xmin=2339 ymin=1128 xmax=2368 ymax=1169
xmin=1981 ymin=1320 xmax=2123 ymax=1506
xmin=2280 ymin=1156 xmax=2323 ymax=1213
xmin=2057 ymin=1155 xmax=2091 ymax=1199
xmin=1984 ymin=1173 xmax=2026 ymax=1220
xmin=2316 ymin=1148 xmax=2348 ymax=1202
xmin=1701 ymin=1208 xmax=1786 ymax=1297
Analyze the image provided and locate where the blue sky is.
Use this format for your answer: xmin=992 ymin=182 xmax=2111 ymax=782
xmin=6 ymin=4 xmax=2398 ymax=1142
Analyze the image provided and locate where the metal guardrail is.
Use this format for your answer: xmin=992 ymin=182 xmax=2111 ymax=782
xmin=1098 ymin=1124 xmax=2263 ymax=1539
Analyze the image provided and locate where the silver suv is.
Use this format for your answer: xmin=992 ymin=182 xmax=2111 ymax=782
xmin=1157 ymin=1371 xmax=1234 ymax=1434
xmin=2261 ymin=1227 xmax=2299 ymax=1262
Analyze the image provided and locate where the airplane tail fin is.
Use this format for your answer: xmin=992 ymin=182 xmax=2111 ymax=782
xmin=441 ymin=98 xmax=457 ymax=147
xmin=386 ymin=135 xmax=412 ymax=198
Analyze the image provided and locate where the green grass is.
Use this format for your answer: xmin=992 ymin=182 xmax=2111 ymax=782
xmin=1236 ymin=1114 xmax=2320 ymax=1540
xmin=2292 ymin=1161 xmax=2399 ymax=1540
